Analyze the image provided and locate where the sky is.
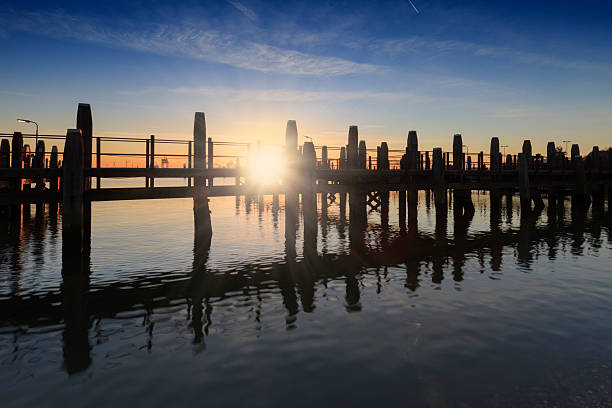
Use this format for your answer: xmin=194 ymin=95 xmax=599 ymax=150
xmin=1 ymin=0 xmax=611 ymax=156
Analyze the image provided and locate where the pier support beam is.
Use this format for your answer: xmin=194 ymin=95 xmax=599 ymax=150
xmin=62 ymin=129 xmax=86 ymax=271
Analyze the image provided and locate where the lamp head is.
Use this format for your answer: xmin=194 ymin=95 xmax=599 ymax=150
xmin=17 ymin=118 xmax=32 ymax=123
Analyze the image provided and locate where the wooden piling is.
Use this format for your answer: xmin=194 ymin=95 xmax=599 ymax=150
xmin=76 ymin=103 xmax=93 ymax=189
xmin=358 ymin=140 xmax=367 ymax=169
xmin=379 ymin=142 xmax=389 ymax=170
xmin=547 ymin=142 xmax=556 ymax=170
xmin=321 ymin=146 xmax=328 ymax=169
xmin=285 ymin=120 xmax=298 ymax=161
xmin=96 ymin=137 xmax=101 ymax=188
xmin=207 ymin=138 xmax=214 ymax=187
xmin=0 ymin=139 xmax=9 ymax=197
xmin=339 ymin=147 xmax=346 ymax=170
xmin=347 ymin=126 xmax=358 ymax=169
xmin=145 ymin=138 xmax=150 ymax=187
xmin=62 ymin=129 xmax=85 ymax=258
xmin=406 ymin=130 xmax=418 ymax=170
xmin=193 ymin=113 xmax=212 ymax=240
xmin=571 ymin=144 xmax=580 ymax=163
xmin=50 ymin=146 xmax=59 ymax=192
xmin=34 ymin=140 xmax=45 ymax=190
xmin=490 ymin=137 xmax=500 ymax=173
xmin=149 ymin=135 xmax=155 ymax=187
xmin=522 ymin=140 xmax=532 ymax=169
xmin=193 ymin=112 xmax=206 ymax=188
xmin=452 ymin=134 xmax=463 ymax=171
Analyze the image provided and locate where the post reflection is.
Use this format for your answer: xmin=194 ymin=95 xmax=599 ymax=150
xmin=0 ymin=191 xmax=609 ymax=376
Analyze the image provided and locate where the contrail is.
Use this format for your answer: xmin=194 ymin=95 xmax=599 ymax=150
xmin=408 ymin=0 xmax=420 ymax=14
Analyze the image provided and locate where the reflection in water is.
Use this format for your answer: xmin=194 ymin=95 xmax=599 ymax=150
xmin=0 ymin=190 xmax=611 ymax=407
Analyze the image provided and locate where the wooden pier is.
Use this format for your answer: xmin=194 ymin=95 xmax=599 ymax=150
xmin=1 ymin=103 xmax=611 ymax=269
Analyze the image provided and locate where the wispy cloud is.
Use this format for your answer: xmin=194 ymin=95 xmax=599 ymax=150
xmin=119 ymin=86 xmax=440 ymax=104
xmin=227 ymin=1 xmax=258 ymax=22
xmin=2 ymin=10 xmax=377 ymax=76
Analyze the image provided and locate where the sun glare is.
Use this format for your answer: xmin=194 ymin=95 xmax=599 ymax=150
xmin=248 ymin=147 xmax=285 ymax=185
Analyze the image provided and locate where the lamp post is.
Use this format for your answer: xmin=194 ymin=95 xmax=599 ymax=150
xmin=17 ymin=118 xmax=39 ymax=147
xmin=501 ymin=145 xmax=508 ymax=156
xmin=562 ymin=140 xmax=571 ymax=156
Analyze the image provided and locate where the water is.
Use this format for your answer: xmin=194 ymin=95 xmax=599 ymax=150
xmin=1 ymin=185 xmax=612 ymax=407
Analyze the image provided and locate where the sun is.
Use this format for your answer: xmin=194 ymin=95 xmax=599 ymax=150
xmin=248 ymin=146 xmax=285 ymax=185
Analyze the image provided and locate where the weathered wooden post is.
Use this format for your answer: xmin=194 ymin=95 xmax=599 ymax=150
xmin=10 ymin=132 xmax=23 ymax=220
xmin=547 ymin=142 xmax=556 ymax=170
xmin=149 ymin=135 xmax=155 ymax=187
xmin=490 ymin=137 xmax=500 ymax=173
xmin=347 ymin=126 xmax=358 ymax=169
xmin=522 ymin=140 xmax=532 ymax=169
xmin=193 ymin=112 xmax=212 ymax=241
xmin=145 ymin=138 xmax=150 ymax=187
xmin=62 ymin=129 xmax=85 ymax=266
xmin=302 ymin=141 xmax=317 ymax=255
xmin=285 ymin=120 xmax=298 ymax=160
xmin=187 ymin=141 xmax=192 ymax=187
xmin=321 ymin=146 xmax=328 ymax=169
xmin=339 ymin=147 xmax=346 ymax=170
xmin=571 ymin=144 xmax=580 ymax=163
xmin=96 ymin=137 xmax=101 ymax=188
xmin=358 ymin=140 xmax=367 ymax=169
xmin=467 ymin=156 xmax=472 ymax=170
xmin=207 ymin=137 xmax=214 ymax=187
xmin=452 ymin=134 xmax=463 ymax=171
xmin=0 ymin=139 xmax=9 ymax=218
xmin=425 ymin=151 xmax=430 ymax=170
xmin=76 ymin=103 xmax=93 ymax=189
xmin=505 ymin=154 xmax=512 ymax=170
xmin=0 ymin=139 xmax=9 ymax=191
xmin=379 ymin=142 xmax=389 ymax=170
xmin=518 ymin=153 xmax=530 ymax=210
xmin=406 ymin=130 xmax=418 ymax=170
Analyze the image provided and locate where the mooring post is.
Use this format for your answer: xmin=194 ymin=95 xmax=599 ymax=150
xmin=96 ymin=137 xmax=101 ymax=188
xmin=76 ymin=103 xmax=92 ymax=189
xmin=10 ymin=132 xmax=23 ymax=221
xmin=547 ymin=142 xmax=556 ymax=171
xmin=406 ymin=130 xmax=418 ymax=170
xmin=453 ymin=134 xmax=463 ymax=171
xmin=518 ymin=153 xmax=530 ymax=210
xmin=302 ymin=141 xmax=316 ymax=189
xmin=49 ymin=145 xmax=59 ymax=215
xmin=208 ymin=137 xmax=214 ymax=187
xmin=149 ymin=135 xmax=155 ymax=187
xmin=0 ymin=139 xmax=9 ymax=218
xmin=193 ymin=112 xmax=212 ymax=240
xmin=522 ymin=140 xmax=532 ymax=169
xmin=145 ymin=138 xmax=150 ymax=187
xmin=347 ymin=126 xmax=358 ymax=169
xmin=490 ymin=137 xmax=500 ymax=173
xmin=379 ymin=142 xmax=389 ymax=170
xmin=187 ymin=141 xmax=192 ymax=187
xmin=0 ymin=139 xmax=9 ymax=191
xmin=339 ymin=146 xmax=346 ymax=170
xmin=425 ymin=151 xmax=430 ymax=170
xmin=321 ymin=145 xmax=328 ymax=169
xmin=571 ymin=144 xmax=580 ymax=165
xmin=62 ymin=129 xmax=85 ymax=266
xmin=358 ymin=140 xmax=367 ymax=169
xmin=34 ymin=140 xmax=45 ymax=190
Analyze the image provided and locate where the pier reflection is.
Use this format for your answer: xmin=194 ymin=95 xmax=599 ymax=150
xmin=0 ymin=191 xmax=610 ymax=375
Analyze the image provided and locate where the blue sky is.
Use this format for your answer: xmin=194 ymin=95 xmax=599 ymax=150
xmin=1 ymin=0 xmax=611 ymax=153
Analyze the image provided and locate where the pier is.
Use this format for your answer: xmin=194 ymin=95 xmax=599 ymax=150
xmin=1 ymin=103 xmax=611 ymax=268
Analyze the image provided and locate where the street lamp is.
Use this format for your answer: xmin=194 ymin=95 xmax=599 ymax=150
xmin=501 ymin=145 xmax=508 ymax=155
xmin=17 ymin=118 xmax=39 ymax=147
xmin=562 ymin=140 xmax=571 ymax=156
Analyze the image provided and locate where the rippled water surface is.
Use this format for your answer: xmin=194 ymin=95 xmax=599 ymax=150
xmin=1 ymin=185 xmax=612 ymax=407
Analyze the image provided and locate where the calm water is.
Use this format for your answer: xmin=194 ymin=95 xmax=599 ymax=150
xmin=1 ymin=182 xmax=612 ymax=407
